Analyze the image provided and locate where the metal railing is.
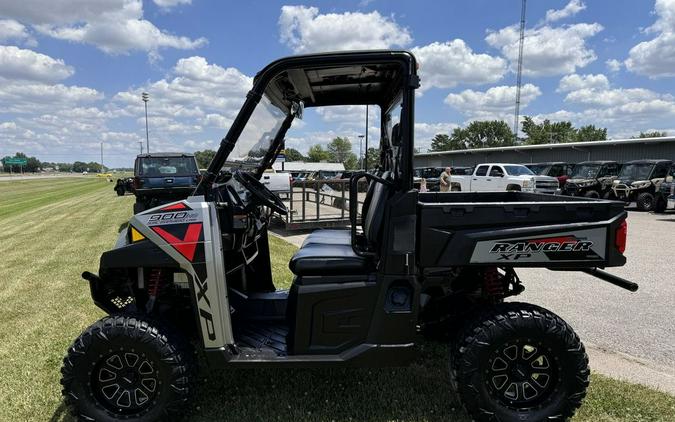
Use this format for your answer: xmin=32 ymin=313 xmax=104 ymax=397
xmin=281 ymin=178 xmax=368 ymax=230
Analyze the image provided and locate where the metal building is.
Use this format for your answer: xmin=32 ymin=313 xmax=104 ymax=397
xmin=414 ymin=136 xmax=675 ymax=167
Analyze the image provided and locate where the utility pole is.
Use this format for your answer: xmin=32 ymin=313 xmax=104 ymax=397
xmin=139 ymin=141 xmax=143 ymax=154
xmin=358 ymin=135 xmax=365 ymax=169
xmin=142 ymin=92 xmax=150 ymax=153
xmin=513 ymin=0 xmax=527 ymax=140
xmin=100 ymin=141 xmax=104 ymax=171
xmin=364 ymin=104 xmax=369 ymax=172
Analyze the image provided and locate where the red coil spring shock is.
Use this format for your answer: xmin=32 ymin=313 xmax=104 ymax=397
xmin=483 ymin=267 xmax=504 ymax=297
xmin=146 ymin=269 xmax=163 ymax=312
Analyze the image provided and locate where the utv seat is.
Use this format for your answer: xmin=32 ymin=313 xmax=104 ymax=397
xmin=289 ymin=243 xmax=370 ymax=275
xmin=300 ymin=174 xmax=380 ymax=248
xmin=289 ymin=172 xmax=391 ymax=277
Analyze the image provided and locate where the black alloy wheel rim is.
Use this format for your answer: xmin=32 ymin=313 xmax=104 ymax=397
xmin=92 ymin=351 xmax=159 ymax=415
xmin=486 ymin=341 xmax=557 ymax=407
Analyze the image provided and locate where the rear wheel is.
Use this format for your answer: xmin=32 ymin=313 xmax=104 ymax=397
xmin=451 ymin=302 xmax=589 ymax=421
xmin=584 ymin=190 xmax=600 ymax=198
xmin=636 ymin=192 xmax=655 ymax=211
xmin=61 ymin=315 xmax=194 ymax=422
xmin=116 ymin=187 xmax=125 ymax=196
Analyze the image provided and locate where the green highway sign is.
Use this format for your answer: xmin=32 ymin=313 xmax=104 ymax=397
xmin=4 ymin=158 xmax=27 ymax=165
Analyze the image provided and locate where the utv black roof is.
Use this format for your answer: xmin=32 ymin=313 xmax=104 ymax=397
xmin=621 ymin=159 xmax=672 ymax=164
xmin=526 ymin=162 xmax=569 ymax=166
xmin=575 ymin=160 xmax=618 ymax=165
xmin=253 ymin=50 xmax=417 ymax=109
xmin=136 ymin=152 xmax=195 ymax=158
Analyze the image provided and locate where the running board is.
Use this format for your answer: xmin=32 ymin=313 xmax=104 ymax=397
xmin=204 ymin=343 xmax=416 ymax=368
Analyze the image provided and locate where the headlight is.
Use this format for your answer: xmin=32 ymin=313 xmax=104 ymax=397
xmin=577 ymin=180 xmax=594 ymax=187
xmin=631 ymin=181 xmax=651 ymax=189
xmin=522 ymin=180 xmax=530 ymax=188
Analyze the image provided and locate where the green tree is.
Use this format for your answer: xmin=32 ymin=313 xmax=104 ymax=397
xmin=284 ymin=148 xmax=305 ymax=161
xmin=365 ymin=147 xmax=380 ymax=170
xmin=633 ymin=131 xmax=668 ymax=138
xmin=307 ymin=145 xmax=330 ymax=162
xmin=194 ymin=149 xmax=216 ymax=168
xmin=451 ymin=120 xmax=514 ymax=149
xmin=522 ymin=117 xmax=577 ymax=145
xmin=344 ymin=153 xmax=359 ymax=170
xmin=429 ymin=134 xmax=453 ymax=151
xmin=326 ymin=137 xmax=353 ymax=163
xmin=575 ymin=125 xmax=607 ymax=142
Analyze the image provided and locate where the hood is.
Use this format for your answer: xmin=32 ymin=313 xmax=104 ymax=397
xmin=533 ymin=175 xmax=558 ymax=182
xmin=567 ymin=178 xmax=597 ymax=184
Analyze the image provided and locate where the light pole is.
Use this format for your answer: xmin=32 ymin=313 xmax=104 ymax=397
xmin=139 ymin=141 xmax=143 ymax=154
xmin=358 ymin=135 xmax=365 ymax=170
xmin=100 ymin=141 xmax=104 ymax=172
xmin=142 ymin=92 xmax=150 ymax=153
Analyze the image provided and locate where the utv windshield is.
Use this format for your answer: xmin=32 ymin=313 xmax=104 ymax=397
xmin=526 ymin=164 xmax=551 ymax=175
xmin=225 ymin=95 xmax=287 ymax=170
xmin=504 ymin=165 xmax=534 ymax=176
xmin=618 ymin=163 xmax=653 ymax=180
xmin=571 ymin=164 xmax=601 ymax=179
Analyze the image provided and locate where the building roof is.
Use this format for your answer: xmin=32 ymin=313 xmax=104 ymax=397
xmin=415 ymin=136 xmax=675 ymax=157
xmin=271 ymin=161 xmax=345 ymax=172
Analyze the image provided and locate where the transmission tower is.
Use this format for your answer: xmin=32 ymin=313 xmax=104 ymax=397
xmin=513 ymin=0 xmax=527 ymax=139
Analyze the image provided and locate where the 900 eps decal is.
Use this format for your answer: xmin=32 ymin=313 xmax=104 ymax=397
xmin=470 ymin=228 xmax=606 ymax=263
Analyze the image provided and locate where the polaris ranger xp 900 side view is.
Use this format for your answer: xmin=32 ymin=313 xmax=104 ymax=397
xmin=61 ymin=51 xmax=637 ymax=422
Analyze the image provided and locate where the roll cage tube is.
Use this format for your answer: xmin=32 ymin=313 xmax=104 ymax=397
xmin=195 ymin=50 xmax=419 ymax=198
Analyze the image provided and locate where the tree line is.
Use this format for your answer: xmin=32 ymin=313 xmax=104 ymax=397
xmin=1 ymin=152 xmax=105 ymax=173
xmin=428 ymin=117 xmax=668 ymax=152
xmin=195 ymin=136 xmax=379 ymax=171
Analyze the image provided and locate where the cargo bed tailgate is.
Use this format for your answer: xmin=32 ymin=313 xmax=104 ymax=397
xmin=417 ymin=192 xmax=627 ymax=269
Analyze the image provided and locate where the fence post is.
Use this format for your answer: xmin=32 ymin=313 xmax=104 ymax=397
xmin=315 ymin=180 xmax=320 ymax=220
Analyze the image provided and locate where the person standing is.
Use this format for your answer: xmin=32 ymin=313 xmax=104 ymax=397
xmin=439 ymin=166 xmax=452 ymax=192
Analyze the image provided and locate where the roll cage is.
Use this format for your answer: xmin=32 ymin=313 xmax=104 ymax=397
xmin=196 ymin=50 xmax=419 ymax=197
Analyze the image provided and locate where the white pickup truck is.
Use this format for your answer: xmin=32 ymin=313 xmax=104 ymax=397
xmin=261 ymin=169 xmax=291 ymax=196
xmin=451 ymin=163 xmax=559 ymax=194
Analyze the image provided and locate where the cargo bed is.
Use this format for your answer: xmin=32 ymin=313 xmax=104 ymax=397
xmin=417 ymin=192 xmax=627 ymax=270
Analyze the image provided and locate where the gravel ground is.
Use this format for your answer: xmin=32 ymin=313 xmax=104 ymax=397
xmin=517 ymin=208 xmax=675 ymax=368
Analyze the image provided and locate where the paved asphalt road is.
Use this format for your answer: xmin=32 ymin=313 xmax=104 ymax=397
xmin=517 ymin=208 xmax=675 ymax=368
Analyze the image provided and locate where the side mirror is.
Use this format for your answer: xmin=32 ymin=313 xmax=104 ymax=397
xmin=291 ymin=101 xmax=304 ymax=120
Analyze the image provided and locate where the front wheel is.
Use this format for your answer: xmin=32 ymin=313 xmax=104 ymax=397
xmin=636 ymin=192 xmax=655 ymax=211
xmin=61 ymin=315 xmax=194 ymax=422
xmin=584 ymin=190 xmax=600 ymax=198
xmin=451 ymin=302 xmax=589 ymax=421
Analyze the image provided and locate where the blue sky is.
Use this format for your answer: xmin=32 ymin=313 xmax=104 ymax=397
xmin=1 ymin=0 xmax=675 ymax=167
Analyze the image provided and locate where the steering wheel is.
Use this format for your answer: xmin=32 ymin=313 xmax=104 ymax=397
xmin=233 ymin=170 xmax=288 ymax=215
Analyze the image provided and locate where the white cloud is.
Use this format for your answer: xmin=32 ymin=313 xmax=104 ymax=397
xmin=278 ymin=5 xmax=411 ymax=53
xmin=0 ymin=45 xmax=73 ymax=83
xmin=411 ymin=40 xmax=507 ymax=92
xmin=0 ymin=19 xmax=35 ymax=45
xmin=414 ymin=122 xmax=460 ymax=151
xmin=444 ymin=84 xmax=541 ymax=121
xmin=625 ymin=0 xmax=675 ymax=77
xmin=0 ymin=79 xmax=102 ymax=114
xmin=0 ymin=0 xmax=206 ymax=55
xmin=486 ymin=22 xmax=603 ymax=77
xmin=153 ymin=0 xmax=191 ymax=9
xmin=557 ymin=73 xmax=609 ymax=92
xmin=112 ymin=56 xmax=251 ymax=139
xmin=545 ymin=0 xmax=586 ymax=23
xmin=605 ymin=59 xmax=622 ymax=73
xmin=531 ymin=73 xmax=675 ymax=137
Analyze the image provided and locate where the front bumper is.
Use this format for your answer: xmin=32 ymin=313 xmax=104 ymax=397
xmin=612 ymin=184 xmax=634 ymax=201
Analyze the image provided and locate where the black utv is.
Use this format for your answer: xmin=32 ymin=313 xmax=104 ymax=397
xmin=61 ymin=51 xmax=637 ymax=422
xmin=562 ymin=160 xmax=620 ymax=198
xmin=611 ymin=159 xmax=673 ymax=211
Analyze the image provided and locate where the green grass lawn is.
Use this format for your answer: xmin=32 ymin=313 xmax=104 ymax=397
xmin=0 ymin=178 xmax=673 ymax=421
